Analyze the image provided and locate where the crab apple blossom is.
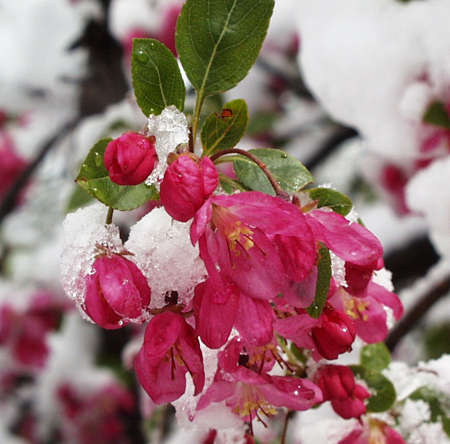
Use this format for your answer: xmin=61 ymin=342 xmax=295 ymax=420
xmin=160 ymin=154 xmax=219 ymax=222
xmin=339 ymin=418 xmax=405 ymax=444
xmin=197 ymin=337 xmax=322 ymax=422
xmin=274 ymin=305 xmax=356 ymax=361
xmin=135 ymin=311 xmax=205 ymax=404
xmin=84 ymin=254 xmax=150 ymax=329
xmin=104 ymin=132 xmax=158 ymax=185
xmin=315 ymin=365 xmax=370 ymax=419
xmin=191 ymin=191 xmax=317 ymax=304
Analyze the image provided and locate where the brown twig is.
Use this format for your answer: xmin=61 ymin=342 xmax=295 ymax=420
xmin=210 ymin=148 xmax=290 ymax=200
xmin=386 ymin=275 xmax=450 ymax=352
xmin=280 ymin=410 xmax=295 ymax=444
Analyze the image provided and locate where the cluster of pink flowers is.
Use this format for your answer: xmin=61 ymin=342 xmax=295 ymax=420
xmin=70 ymin=128 xmax=404 ymax=440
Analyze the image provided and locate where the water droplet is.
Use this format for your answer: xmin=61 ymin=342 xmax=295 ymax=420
xmin=118 ymin=320 xmax=124 ymax=326
xmin=281 ymin=153 xmax=288 ymax=158
xmin=293 ymin=390 xmax=299 ymax=396
xmin=136 ymin=48 xmax=149 ymax=63
xmin=94 ymin=151 xmax=103 ymax=167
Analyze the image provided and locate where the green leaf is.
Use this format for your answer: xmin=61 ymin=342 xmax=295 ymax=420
xmin=307 ymin=244 xmax=331 ymax=319
xmin=201 ymin=99 xmax=248 ymax=155
xmin=360 ymin=343 xmax=391 ymax=372
xmin=423 ymin=101 xmax=450 ymax=129
xmin=66 ymin=185 xmax=94 ymax=213
xmin=233 ymin=148 xmax=313 ymax=196
xmin=132 ymin=38 xmax=185 ymax=116
xmin=176 ymin=0 xmax=274 ymax=97
xmin=351 ymin=365 xmax=396 ymax=413
xmin=410 ymin=386 xmax=450 ymax=436
xmin=219 ymin=174 xmax=247 ymax=194
xmin=76 ymin=139 xmax=159 ymax=211
xmin=307 ymin=188 xmax=353 ymax=216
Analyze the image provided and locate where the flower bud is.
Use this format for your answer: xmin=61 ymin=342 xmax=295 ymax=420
xmin=84 ymin=254 xmax=151 ymax=329
xmin=104 ymin=132 xmax=157 ymax=185
xmin=160 ymin=154 xmax=218 ymax=222
xmin=315 ymin=365 xmax=370 ymax=419
xmin=312 ymin=308 xmax=355 ymax=360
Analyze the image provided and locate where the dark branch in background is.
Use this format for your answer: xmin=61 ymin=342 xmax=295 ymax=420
xmin=0 ymin=118 xmax=80 ymax=225
xmin=385 ymin=236 xmax=440 ymax=291
xmin=256 ymin=57 xmax=314 ymax=101
xmin=0 ymin=0 xmax=128 ymax=224
xmin=386 ymin=275 xmax=450 ymax=352
xmin=305 ymin=126 xmax=358 ymax=171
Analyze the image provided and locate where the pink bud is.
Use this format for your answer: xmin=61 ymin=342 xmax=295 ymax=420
xmin=312 ymin=308 xmax=355 ymax=360
xmin=104 ymin=132 xmax=158 ymax=185
xmin=315 ymin=365 xmax=370 ymax=419
xmin=84 ymin=254 xmax=151 ymax=329
xmin=160 ymin=154 xmax=218 ymax=222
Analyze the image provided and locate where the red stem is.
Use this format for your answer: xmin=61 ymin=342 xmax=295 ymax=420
xmin=210 ymin=148 xmax=290 ymax=200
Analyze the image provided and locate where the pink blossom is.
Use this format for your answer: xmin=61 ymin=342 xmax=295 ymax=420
xmin=0 ymin=131 xmax=28 ymax=200
xmin=191 ymin=191 xmax=316 ymax=303
xmin=339 ymin=419 xmax=405 ymax=444
xmin=311 ymin=307 xmax=356 ymax=360
xmin=315 ymin=365 xmax=370 ymax=419
xmin=329 ymin=282 xmax=403 ymax=344
xmin=274 ymin=306 xmax=356 ymax=361
xmin=135 ymin=312 xmax=205 ymax=404
xmin=57 ymin=382 xmax=134 ymax=444
xmin=197 ymin=339 xmax=322 ymax=422
xmin=0 ymin=291 xmax=64 ymax=369
xmin=104 ymin=132 xmax=157 ymax=185
xmin=160 ymin=154 xmax=218 ymax=222
xmin=194 ymin=277 xmax=274 ymax=348
xmin=305 ymin=209 xmax=384 ymax=271
xmin=84 ymin=254 xmax=151 ymax=329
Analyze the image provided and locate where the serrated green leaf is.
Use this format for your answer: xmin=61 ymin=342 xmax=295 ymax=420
xmin=176 ymin=0 xmax=274 ymax=97
xmin=202 ymin=99 xmax=248 ymax=155
xmin=423 ymin=101 xmax=450 ymax=129
xmin=307 ymin=187 xmax=353 ymax=216
xmin=307 ymin=244 xmax=331 ymax=319
xmin=132 ymin=38 xmax=185 ymax=116
xmin=351 ymin=365 xmax=396 ymax=412
xmin=360 ymin=343 xmax=391 ymax=372
xmin=410 ymin=386 xmax=450 ymax=436
xmin=76 ymin=139 xmax=159 ymax=211
xmin=66 ymin=185 xmax=94 ymax=213
xmin=233 ymin=148 xmax=313 ymax=196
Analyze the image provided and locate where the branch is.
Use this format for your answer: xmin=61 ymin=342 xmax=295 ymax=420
xmin=0 ymin=118 xmax=80 ymax=225
xmin=386 ymin=274 xmax=450 ymax=352
xmin=305 ymin=126 xmax=358 ymax=171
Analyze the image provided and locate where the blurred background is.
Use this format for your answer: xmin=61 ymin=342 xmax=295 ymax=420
xmin=0 ymin=0 xmax=449 ymax=443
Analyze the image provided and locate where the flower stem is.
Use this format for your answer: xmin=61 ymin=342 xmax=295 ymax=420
xmin=281 ymin=410 xmax=294 ymax=444
xmin=210 ymin=148 xmax=290 ymax=200
xmin=191 ymin=94 xmax=205 ymax=151
xmin=105 ymin=207 xmax=114 ymax=225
